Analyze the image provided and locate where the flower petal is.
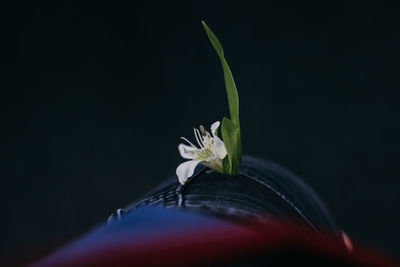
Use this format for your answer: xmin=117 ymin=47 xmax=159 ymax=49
xmin=178 ymin=144 xmax=197 ymax=159
xmin=210 ymin=121 xmax=220 ymax=136
xmin=176 ymin=160 xmax=201 ymax=184
xmin=213 ymin=136 xmax=227 ymax=159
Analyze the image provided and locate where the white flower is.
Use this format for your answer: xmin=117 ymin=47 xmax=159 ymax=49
xmin=176 ymin=121 xmax=227 ymax=184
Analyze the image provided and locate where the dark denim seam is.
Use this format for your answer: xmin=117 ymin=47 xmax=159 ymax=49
xmin=108 ymin=165 xmax=317 ymax=234
xmin=176 ymin=184 xmax=184 ymax=207
xmin=242 ymin=159 xmax=323 ymax=218
xmin=115 ymin=169 xmax=318 ymax=232
xmin=239 ymin=169 xmax=319 ymax=232
xmin=183 ymin=197 xmax=284 ymax=220
xmin=126 ymin=186 xmax=178 ymax=210
xmin=108 ymin=167 xmax=207 ymax=223
xmin=182 ymin=203 xmax=265 ymax=221
xmin=183 ymin=193 xmax=278 ymax=214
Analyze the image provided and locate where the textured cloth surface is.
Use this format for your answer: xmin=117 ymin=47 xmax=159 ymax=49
xmin=108 ymin=156 xmax=341 ymax=239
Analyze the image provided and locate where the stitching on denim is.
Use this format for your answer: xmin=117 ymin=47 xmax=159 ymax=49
xmin=184 ymin=194 xmax=270 ymax=212
xmin=112 ymin=165 xmax=207 ymax=219
xmin=179 ymin=166 xmax=208 ymax=206
xmin=176 ymin=185 xmax=184 ymax=207
xmin=184 ymin=203 xmax=265 ymax=222
xmin=241 ymin=157 xmax=332 ymax=223
xmin=130 ymin=188 xmax=175 ymax=209
xmin=183 ymin=194 xmax=292 ymax=222
xmin=240 ymin=169 xmax=319 ymax=232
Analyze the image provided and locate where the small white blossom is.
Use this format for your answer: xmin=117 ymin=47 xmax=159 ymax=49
xmin=176 ymin=121 xmax=227 ymax=184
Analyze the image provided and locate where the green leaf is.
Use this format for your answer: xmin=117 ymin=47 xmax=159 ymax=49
xmin=202 ymin=21 xmax=242 ymax=175
xmin=221 ymin=117 xmax=241 ymax=174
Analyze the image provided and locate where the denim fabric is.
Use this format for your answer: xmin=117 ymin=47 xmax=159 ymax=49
xmin=108 ymin=156 xmax=341 ymax=240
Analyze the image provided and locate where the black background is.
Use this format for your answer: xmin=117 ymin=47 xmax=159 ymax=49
xmin=2 ymin=1 xmax=399 ymax=261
